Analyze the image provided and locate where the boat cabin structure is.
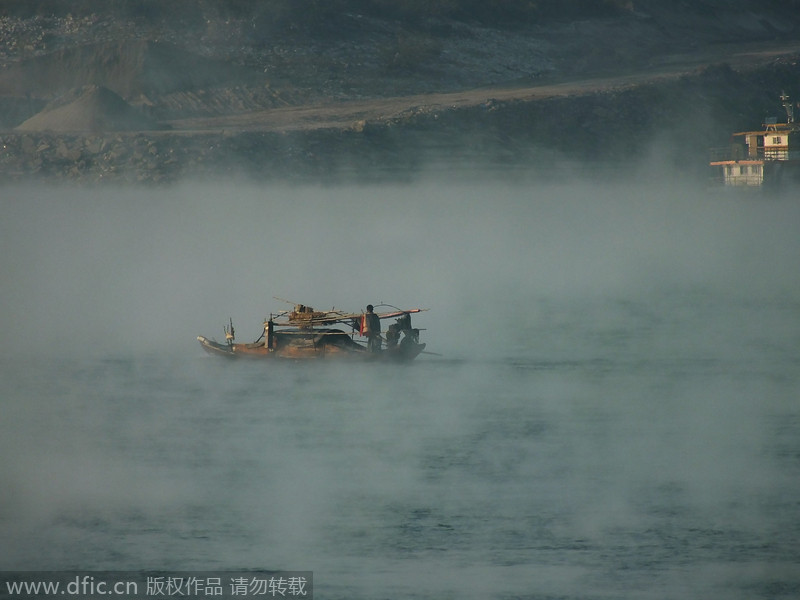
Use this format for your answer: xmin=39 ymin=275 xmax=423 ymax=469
xmin=197 ymin=300 xmax=428 ymax=362
xmin=710 ymin=92 xmax=800 ymax=187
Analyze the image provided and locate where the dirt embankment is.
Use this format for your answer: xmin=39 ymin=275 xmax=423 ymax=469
xmin=161 ymin=41 xmax=800 ymax=134
xmin=3 ymin=54 xmax=800 ymax=185
xmin=1 ymin=3 xmax=800 ymax=183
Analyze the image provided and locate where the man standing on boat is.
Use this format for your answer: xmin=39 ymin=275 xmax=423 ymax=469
xmin=363 ymin=304 xmax=382 ymax=353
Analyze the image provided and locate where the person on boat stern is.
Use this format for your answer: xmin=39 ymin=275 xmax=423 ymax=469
xmin=386 ymin=323 xmax=400 ymax=349
xmin=364 ymin=304 xmax=382 ymax=352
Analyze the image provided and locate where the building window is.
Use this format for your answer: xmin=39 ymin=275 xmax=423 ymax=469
xmin=772 ymin=136 xmax=782 ymax=145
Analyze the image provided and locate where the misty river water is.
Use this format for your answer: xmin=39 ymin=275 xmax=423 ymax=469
xmin=1 ymin=179 xmax=799 ymax=599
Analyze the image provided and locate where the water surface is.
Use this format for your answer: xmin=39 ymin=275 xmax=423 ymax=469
xmin=1 ymin=181 xmax=798 ymax=599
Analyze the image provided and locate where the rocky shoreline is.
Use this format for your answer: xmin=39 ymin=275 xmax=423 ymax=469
xmin=2 ymin=1 xmax=800 ymax=185
xmin=3 ymin=56 xmax=799 ymax=185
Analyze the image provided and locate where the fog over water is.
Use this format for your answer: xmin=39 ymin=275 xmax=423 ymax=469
xmin=1 ymin=177 xmax=799 ymax=599
xmin=2 ymin=178 xmax=797 ymax=359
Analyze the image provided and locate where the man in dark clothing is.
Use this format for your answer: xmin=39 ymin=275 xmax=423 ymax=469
xmin=364 ymin=304 xmax=382 ymax=352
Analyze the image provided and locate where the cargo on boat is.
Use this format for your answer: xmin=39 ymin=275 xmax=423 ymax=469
xmin=197 ymin=301 xmax=427 ymax=361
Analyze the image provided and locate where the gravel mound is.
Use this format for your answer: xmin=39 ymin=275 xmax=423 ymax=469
xmin=15 ymin=84 xmax=159 ymax=131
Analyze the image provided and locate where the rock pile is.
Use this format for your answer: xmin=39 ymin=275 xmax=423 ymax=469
xmin=0 ymin=129 xmax=354 ymax=184
xmin=0 ymin=124 xmax=419 ymax=184
xmin=1 ymin=132 xmax=179 ymax=182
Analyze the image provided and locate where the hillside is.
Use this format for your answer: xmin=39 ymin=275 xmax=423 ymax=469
xmin=1 ymin=0 xmax=800 ymax=182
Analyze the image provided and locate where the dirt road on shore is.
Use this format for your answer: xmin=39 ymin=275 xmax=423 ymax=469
xmin=163 ymin=41 xmax=800 ymax=134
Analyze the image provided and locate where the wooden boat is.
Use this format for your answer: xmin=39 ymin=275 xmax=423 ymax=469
xmin=197 ymin=301 xmax=427 ymax=361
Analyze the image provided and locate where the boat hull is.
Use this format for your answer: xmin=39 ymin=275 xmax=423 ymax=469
xmin=197 ymin=334 xmax=426 ymax=362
